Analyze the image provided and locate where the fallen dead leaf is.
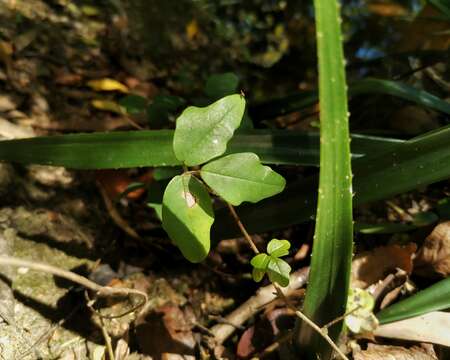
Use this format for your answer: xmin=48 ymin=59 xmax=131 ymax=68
xmin=87 ymin=78 xmax=129 ymax=93
xmin=374 ymin=311 xmax=450 ymax=347
xmin=352 ymin=243 xmax=417 ymax=288
xmin=367 ymin=3 xmax=408 ymax=17
xmin=415 ymin=221 xmax=450 ymax=277
xmin=135 ymin=305 xmax=196 ymax=358
xmin=353 ymin=343 xmax=437 ymax=360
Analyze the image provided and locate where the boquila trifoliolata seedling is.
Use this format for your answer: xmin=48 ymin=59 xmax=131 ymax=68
xmin=161 ymin=94 xmax=291 ymax=286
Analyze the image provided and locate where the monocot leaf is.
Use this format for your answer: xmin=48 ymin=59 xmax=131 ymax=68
xmin=162 ymin=175 xmax=214 ymax=263
xmin=173 ymin=95 xmax=246 ymax=166
xmin=200 ymin=153 xmax=285 ymax=205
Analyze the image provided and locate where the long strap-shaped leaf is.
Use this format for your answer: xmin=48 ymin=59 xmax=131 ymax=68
xmin=214 ymin=124 xmax=450 ymax=238
xmin=295 ymin=0 xmax=353 ymax=358
xmin=0 ymin=130 xmax=401 ymax=168
xmin=250 ymin=78 xmax=450 ymax=119
xmin=377 ymin=277 xmax=450 ymax=324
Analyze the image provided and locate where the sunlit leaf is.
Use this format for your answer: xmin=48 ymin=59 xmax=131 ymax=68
xmin=87 ymin=78 xmax=129 ymax=93
xmin=345 ymin=288 xmax=378 ymax=334
xmin=174 ymin=94 xmax=245 ymax=166
xmin=162 ymin=175 xmax=214 ymax=262
xmin=267 ymin=239 xmax=290 ymax=258
xmin=250 ymin=253 xmax=270 ymax=270
xmin=200 ymin=153 xmax=285 ymax=205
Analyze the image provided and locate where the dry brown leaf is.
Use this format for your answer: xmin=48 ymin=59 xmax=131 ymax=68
xmin=368 ymin=3 xmax=408 ymax=17
xmin=415 ymin=221 xmax=450 ymax=277
xmin=375 ymin=311 xmax=450 ymax=347
xmin=135 ymin=305 xmax=195 ymax=358
xmin=351 ymin=243 xmax=417 ymax=288
xmin=87 ymin=78 xmax=129 ymax=93
xmin=353 ymin=344 xmax=437 ymax=360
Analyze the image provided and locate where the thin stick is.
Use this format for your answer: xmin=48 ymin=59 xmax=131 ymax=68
xmin=0 ymin=256 xmax=148 ymax=318
xmin=85 ymin=292 xmax=115 ymax=360
xmin=226 ymin=203 xmax=259 ymax=254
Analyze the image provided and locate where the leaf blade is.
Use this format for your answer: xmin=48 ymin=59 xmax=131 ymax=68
xmin=173 ymin=94 xmax=246 ymax=166
xmin=200 ymin=153 xmax=285 ymax=205
xmin=162 ymin=175 xmax=214 ymax=263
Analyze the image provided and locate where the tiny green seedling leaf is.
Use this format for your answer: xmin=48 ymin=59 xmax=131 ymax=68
xmin=200 ymin=153 xmax=285 ymax=205
xmin=205 ymin=72 xmax=239 ymax=100
xmin=250 ymin=239 xmax=292 ymax=287
xmin=345 ymin=288 xmax=378 ymax=334
xmin=250 ymin=253 xmax=271 ymax=270
xmin=162 ymin=174 xmax=214 ymax=263
xmin=173 ymin=94 xmax=246 ymax=166
xmin=267 ymin=239 xmax=291 ymax=258
xmin=252 ymin=268 xmax=266 ymax=282
xmin=119 ymin=94 xmax=148 ymax=115
xmin=267 ymin=257 xmax=291 ymax=287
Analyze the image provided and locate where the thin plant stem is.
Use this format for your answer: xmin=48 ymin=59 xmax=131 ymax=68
xmin=226 ymin=202 xmax=260 ymax=254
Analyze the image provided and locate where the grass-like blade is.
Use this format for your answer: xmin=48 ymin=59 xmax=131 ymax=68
xmin=214 ymin=124 xmax=450 ymax=238
xmin=295 ymin=0 xmax=353 ymax=358
xmin=0 ymin=130 xmax=402 ymax=169
xmin=250 ymin=78 xmax=450 ymax=119
xmin=377 ymin=277 xmax=450 ymax=324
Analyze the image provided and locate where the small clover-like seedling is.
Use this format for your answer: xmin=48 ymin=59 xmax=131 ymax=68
xmin=250 ymin=239 xmax=292 ymax=287
xmin=344 ymin=288 xmax=378 ymax=334
xmin=160 ymin=94 xmax=286 ymax=263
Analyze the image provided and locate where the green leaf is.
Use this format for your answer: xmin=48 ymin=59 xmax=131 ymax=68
xmin=251 ymin=78 xmax=450 ymax=120
xmin=345 ymin=288 xmax=378 ymax=334
xmin=252 ymin=268 xmax=266 ymax=282
xmin=147 ymin=95 xmax=185 ymax=126
xmin=297 ymin=0 xmax=353 ymax=356
xmin=250 ymin=253 xmax=270 ymax=270
xmin=119 ymin=95 xmax=148 ymax=115
xmin=200 ymin=153 xmax=285 ymax=205
xmin=267 ymin=257 xmax=291 ymax=287
xmin=162 ymin=175 xmax=214 ymax=263
xmin=429 ymin=0 xmax=450 ymax=20
xmin=205 ymin=72 xmax=239 ymax=100
xmin=173 ymin=94 xmax=246 ymax=166
xmin=0 ymin=129 xmax=402 ymax=169
xmin=377 ymin=277 xmax=450 ymax=324
xmin=153 ymin=167 xmax=183 ymax=181
xmin=267 ymin=239 xmax=290 ymax=258
xmin=214 ymin=125 xmax=450 ymax=239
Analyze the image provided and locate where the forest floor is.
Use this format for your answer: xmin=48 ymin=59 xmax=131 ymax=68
xmin=0 ymin=1 xmax=449 ymax=359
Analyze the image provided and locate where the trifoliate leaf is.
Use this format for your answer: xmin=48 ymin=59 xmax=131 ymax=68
xmin=162 ymin=175 xmax=214 ymax=262
xmin=267 ymin=239 xmax=291 ymax=258
xmin=200 ymin=153 xmax=285 ymax=205
xmin=173 ymin=94 xmax=245 ymax=166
